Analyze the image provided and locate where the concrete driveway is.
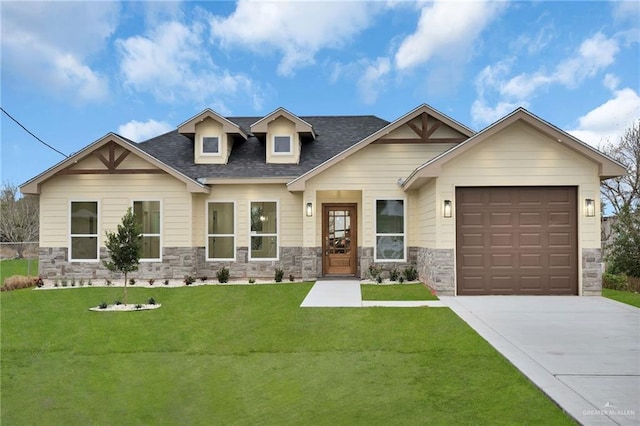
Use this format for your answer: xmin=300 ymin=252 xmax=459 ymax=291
xmin=440 ymin=296 xmax=640 ymax=426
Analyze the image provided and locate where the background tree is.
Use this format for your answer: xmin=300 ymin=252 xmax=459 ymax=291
xmin=103 ymin=208 xmax=141 ymax=304
xmin=600 ymin=120 xmax=640 ymax=214
xmin=0 ymin=182 xmax=39 ymax=258
xmin=606 ymin=205 xmax=640 ymax=277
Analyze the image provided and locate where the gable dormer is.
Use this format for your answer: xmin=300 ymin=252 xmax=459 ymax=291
xmin=250 ymin=107 xmax=315 ymax=164
xmin=178 ymin=109 xmax=247 ymax=165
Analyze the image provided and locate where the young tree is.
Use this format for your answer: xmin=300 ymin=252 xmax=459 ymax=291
xmin=103 ymin=208 xmax=141 ymax=304
xmin=0 ymin=182 xmax=39 ymax=257
xmin=606 ymin=205 xmax=640 ymax=277
xmin=600 ymin=120 xmax=640 ymax=214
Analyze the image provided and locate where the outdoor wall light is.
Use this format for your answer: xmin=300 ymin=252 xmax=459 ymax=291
xmin=306 ymin=202 xmax=313 ymax=217
xmin=443 ymin=200 xmax=452 ymax=218
xmin=585 ymin=199 xmax=596 ymax=217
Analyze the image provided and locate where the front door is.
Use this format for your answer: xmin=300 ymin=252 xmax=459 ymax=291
xmin=323 ymin=204 xmax=358 ymax=276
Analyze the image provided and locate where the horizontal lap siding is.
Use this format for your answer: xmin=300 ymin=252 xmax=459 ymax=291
xmin=40 ymin=173 xmax=192 ymax=248
xmin=436 ymin=122 xmax=601 ymax=250
xmin=198 ymin=185 xmax=303 ymax=248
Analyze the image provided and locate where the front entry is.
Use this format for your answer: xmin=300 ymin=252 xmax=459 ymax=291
xmin=322 ymin=204 xmax=358 ymax=276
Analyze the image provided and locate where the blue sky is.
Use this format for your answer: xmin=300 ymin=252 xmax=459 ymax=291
xmin=1 ymin=1 xmax=639 ymax=187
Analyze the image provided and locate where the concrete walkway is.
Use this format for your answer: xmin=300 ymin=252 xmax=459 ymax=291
xmin=300 ymin=280 xmax=445 ymax=308
xmin=440 ymin=296 xmax=640 ymax=426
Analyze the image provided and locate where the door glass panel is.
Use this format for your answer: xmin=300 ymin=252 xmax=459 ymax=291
xmin=328 ymin=210 xmax=351 ymax=254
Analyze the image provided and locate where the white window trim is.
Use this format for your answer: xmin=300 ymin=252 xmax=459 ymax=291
xmin=206 ymin=200 xmax=237 ymax=261
xmin=201 ymin=135 xmax=222 ymax=156
xmin=132 ymin=200 xmax=162 ymax=262
xmin=272 ymin=135 xmax=292 ymax=155
xmin=248 ymin=200 xmax=280 ymax=261
xmin=69 ymin=200 xmax=100 ymax=262
xmin=374 ymin=198 xmax=407 ymax=262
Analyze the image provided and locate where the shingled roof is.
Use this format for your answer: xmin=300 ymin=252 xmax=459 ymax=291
xmin=136 ymin=115 xmax=389 ymax=180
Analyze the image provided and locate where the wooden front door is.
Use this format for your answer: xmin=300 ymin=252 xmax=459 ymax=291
xmin=323 ymin=204 xmax=358 ymax=276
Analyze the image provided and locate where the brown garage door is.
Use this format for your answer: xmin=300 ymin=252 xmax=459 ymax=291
xmin=456 ymin=187 xmax=577 ymax=295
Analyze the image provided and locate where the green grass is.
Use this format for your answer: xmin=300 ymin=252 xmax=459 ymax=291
xmin=361 ymin=283 xmax=438 ymax=300
xmin=1 ymin=285 xmax=573 ymax=425
xmin=0 ymin=258 xmax=39 ymax=284
xmin=603 ymin=288 xmax=640 ymax=308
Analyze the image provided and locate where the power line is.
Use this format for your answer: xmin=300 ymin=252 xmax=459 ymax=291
xmin=1 ymin=106 xmax=68 ymax=158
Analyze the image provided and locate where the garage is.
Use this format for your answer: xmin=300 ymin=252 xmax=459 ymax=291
xmin=456 ymin=187 xmax=578 ymax=295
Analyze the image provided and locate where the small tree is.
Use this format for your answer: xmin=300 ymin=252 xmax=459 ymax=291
xmin=103 ymin=208 xmax=141 ymax=304
xmin=0 ymin=182 xmax=39 ymax=257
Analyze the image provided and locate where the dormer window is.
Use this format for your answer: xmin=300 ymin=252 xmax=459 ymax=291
xmin=273 ymin=135 xmax=292 ymax=154
xmin=202 ymin=136 xmax=220 ymax=155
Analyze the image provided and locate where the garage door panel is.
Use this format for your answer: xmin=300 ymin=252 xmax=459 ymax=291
xmin=457 ymin=187 xmax=577 ymax=295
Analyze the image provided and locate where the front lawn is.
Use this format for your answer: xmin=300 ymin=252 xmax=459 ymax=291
xmin=0 ymin=258 xmax=39 ymax=284
xmin=1 ymin=285 xmax=572 ymax=425
xmin=361 ymin=283 xmax=438 ymax=300
xmin=603 ymin=288 xmax=640 ymax=308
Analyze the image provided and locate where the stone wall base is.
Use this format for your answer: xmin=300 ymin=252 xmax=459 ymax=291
xmin=418 ymin=248 xmax=455 ymax=296
xmin=582 ymin=247 xmax=602 ymax=295
xmin=359 ymin=246 xmax=418 ymax=280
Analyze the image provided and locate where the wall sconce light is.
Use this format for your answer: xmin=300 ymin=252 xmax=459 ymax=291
xmin=443 ymin=200 xmax=452 ymax=218
xmin=306 ymin=202 xmax=313 ymax=217
xmin=585 ymin=199 xmax=595 ymax=217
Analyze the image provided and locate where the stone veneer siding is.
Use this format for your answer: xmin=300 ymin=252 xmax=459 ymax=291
xmin=39 ymin=246 xmax=306 ymax=281
xmin=417 ymin=248 xmax=455 ymax=296
xmin=582 ymin=248 xmax=602 ymax=296
xmin=359 ymin=246 xmax=418 ymax=280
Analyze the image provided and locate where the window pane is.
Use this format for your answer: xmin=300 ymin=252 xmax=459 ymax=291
xmin=209 ymin=203 xmax=234 ymax=234
xmin=251 ymin=236 xmax=277 ymax=258
xmin=134 ymin=201 xmax=160 ymax=234
xmin=203 ymin=136 xmax=219 ymax=153
xmin=250 ymin=202 xmax=277 ymax=233
xmin=71 ymin=202 xmax=97 ymax=234
xmin=274 ymin=136 xmax=291 ymax=153
xmin=376 ymin=200 xmax=404 ymax=233
xmin=376 ymin=236 xmax=404 ymax=260
xmin=71 ymin=236 xmax=98 ymax=260
xmin=208 ymin=236 xmax=235 ymax=259
xmin=140 ymin=236 xmax=160 ymax=259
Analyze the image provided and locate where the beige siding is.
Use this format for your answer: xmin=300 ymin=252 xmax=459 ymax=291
xmin=305 ymin=143 xmax=453 ymax=247
xmin=265 ymin=116 xmax=301 ymax=164
xmin=195 ymin=118 xmax=232 ymax=164
xmin=196 ymin=184 xmax=303 ymax=249
xmin=434 ymin=122 xmax=601 ymax=250
xmin=40 ymin=173 xmax=193 ymax=248
xmin=414 ymin=180 xmax=437 ymax=247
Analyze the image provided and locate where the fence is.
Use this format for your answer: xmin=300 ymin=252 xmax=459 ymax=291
xmin=0 ymin=242 xmax=39 ymax=277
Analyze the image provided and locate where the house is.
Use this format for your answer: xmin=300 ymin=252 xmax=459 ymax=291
xmin=20 ymin=105 xmax=626 ymax=295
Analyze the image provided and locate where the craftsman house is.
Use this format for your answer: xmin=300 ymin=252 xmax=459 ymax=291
xmin=21 ymin=104 xmax=625 ymax=295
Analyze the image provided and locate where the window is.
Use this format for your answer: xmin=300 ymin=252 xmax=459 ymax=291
xmin=202 ymin=136 xmax=220 ymax=154
xmin=250 ymin=201 xmax=278 ymax=259
xmin=133 ymin=201 xmax=161 ymax=261
xmin=273 ymin=135 xmax=291 ymax=154
xmin=70 ymin=201 xmax=98 ymax=261
xmin=375 ymin=199 xmax=405 ymax=261
xmin=207 ymin=202 xmax=235 ymax=260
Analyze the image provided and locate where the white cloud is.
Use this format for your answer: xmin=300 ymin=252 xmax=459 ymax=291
xmin=117 ymin=21 xmax=262 ymax=110
xmin=612 ymin=1 xmax=640 ymax=24
xmin=0 ymin=2 xmax=118 ymax=102
xmin=357 ymin=57 xmax=391 ymax=104
xmin=603 ymin=73 xmax=620 ymax=91
xmin=394 ymin=1 xmax=505 ymax=70
xmin=567 ymin=88 xmax=640 ymax=146
xmin=470 ymin=99 xmax=527 ymax=128
xmin=117 ymin=119 xmax=173 ymax=142
xmin=209 ymin=1 xmax=379 ymax=76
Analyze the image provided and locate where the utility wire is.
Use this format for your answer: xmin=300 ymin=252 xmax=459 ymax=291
xmin=1 ymin=106 xmax=69 ymax=158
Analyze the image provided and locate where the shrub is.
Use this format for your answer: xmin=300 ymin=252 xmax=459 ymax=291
xmin=1 ymin=276 xmax=39 ymax=292
xmin=99 ymin=301 xmax=108 ymax=309
xmin=274 ymin=268 xmax=284 ymax=283
xmin=61 ymin=279 xmax=68 ymax=287
xmin=368 ymin=263 xmax=382 ymax=280
xmin=376 ymin=275 xmax=383 ymax=284
xmin=135 ymin=304 xmax=143 ymax=310
xmin=389 ymin=268 xmax=400 ymax=281
xmin=248 ymin=278 xmax=256 ymax=284
xmin=147 ymin=297 xmax=156 ymax=305
xmin=87 ymin=279 xmax=92 ymax=286
xmin=114 ymin=299 xmax=122 ymax=305
xmin=200 ymin=276 xmax=208 ymax=282
xmin=403 ymin=266 xmax=418 ymax=282
xmin=36 ymin=277 xmax=44 ymax=288
xmin=603 ymin=273 xmax=628 ymax=291
xmin=148 ymin=279 xmax=155 ymax=286
xmin=216 ymin=267 xmax=229 ymax=284
xmin=54 ymin=279 xmax=59 ymax=288
xmin=71 ymin=278 xmax=76 ymax=287
xmin=106 ymin=279 xmax=112 ymax=286
xmin=629 ymin=277 xmax=640 ymax=293
xmin=184 ymin=275 xmax=195 ymax=285
xmin=129 ymin=278 xmax=136 ymax=286
xmin=289 ymin=274 xmax=295 ymax=282
xmin=398 ymin=276 xmax=405 ymax=284
xmin=164 ymin=279 xmax=169 ymax=286
xmin=79 ymin=279 xmax=85 ymax=287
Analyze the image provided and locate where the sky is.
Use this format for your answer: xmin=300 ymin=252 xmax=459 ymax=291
xmin=1 ymin=1 xmax=639 ymax=187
